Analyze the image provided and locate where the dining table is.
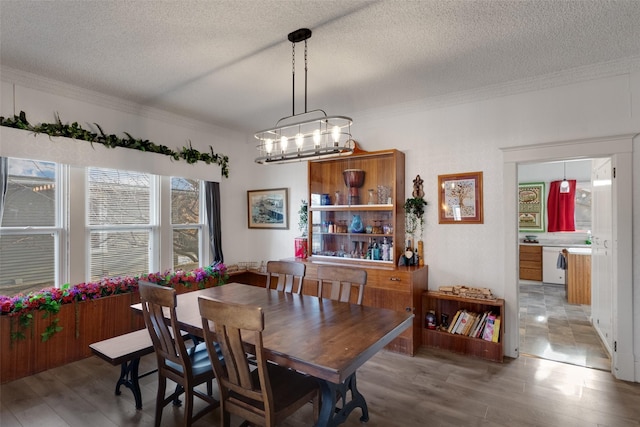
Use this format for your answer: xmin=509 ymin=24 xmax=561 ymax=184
xmin=132 ymin=282 xmax=413 ymax=427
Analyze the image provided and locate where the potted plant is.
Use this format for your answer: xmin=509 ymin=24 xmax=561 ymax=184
xmin=294 ymin=200 xmax=308 ymax=258
xmin=404 ymin=196 xmax=427 ymax=265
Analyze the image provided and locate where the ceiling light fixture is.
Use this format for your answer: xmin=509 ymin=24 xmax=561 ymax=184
xmin=560 ymin=162 xmax=570 ymax=193
xmin=255 ymin=28 xmax=354 ymax=164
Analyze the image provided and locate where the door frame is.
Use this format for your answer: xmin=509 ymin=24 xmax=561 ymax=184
xmin=501 ymin=133 xmax=635 ymax=382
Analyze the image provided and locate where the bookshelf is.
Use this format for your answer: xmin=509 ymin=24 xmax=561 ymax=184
xmin=421 ymin=291 xmax=504 ymax=362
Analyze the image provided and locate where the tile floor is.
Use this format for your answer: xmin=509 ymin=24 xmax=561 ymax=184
xmin=519 ymin=281 xmax=611 ymax=371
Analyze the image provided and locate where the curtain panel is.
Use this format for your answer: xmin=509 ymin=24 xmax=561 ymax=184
xmin=547 ymin=179 xmax=576 ymax=232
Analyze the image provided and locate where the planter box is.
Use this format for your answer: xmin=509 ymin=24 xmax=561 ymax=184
xmin=0 ymin=280 xmax=223 ymax=384
xmin=0 ymin=292 xmax=144 ymax=384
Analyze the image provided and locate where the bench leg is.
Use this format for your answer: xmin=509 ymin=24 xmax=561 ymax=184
xmin=115 ymin=357 xmax=157 ymax=410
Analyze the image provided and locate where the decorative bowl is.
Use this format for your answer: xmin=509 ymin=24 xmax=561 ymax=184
xmin=525 ymin=235 xmax=538 ymax=240
xmin=343 ymin=169 xmax=365 ymax=188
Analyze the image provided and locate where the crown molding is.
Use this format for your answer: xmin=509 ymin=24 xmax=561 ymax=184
xmin=356 ymin=55 xmax=640 ymax=122
xmin=0 ymin=66 xmax=240 ymax=137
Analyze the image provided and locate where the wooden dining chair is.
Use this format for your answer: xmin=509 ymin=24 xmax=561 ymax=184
xmin=138 ymin=281 xmax=219 ymax=427
xmin=316 ymin=265 xmax=367 ymax=305
xmin=265 ymin=260 xmax=305 ymax=294
xmin=198 ymin=296 xmax=320 ymax=427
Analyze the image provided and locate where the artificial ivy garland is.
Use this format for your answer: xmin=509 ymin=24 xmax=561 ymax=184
xmin=0 ymin=111 xmax=230 ymax=178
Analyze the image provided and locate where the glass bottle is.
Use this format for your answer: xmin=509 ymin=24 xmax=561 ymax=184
xmin=381 ymin=237 xmax=390 ymax=261
xmin=372 ymin=238 xmax=380 ymax=260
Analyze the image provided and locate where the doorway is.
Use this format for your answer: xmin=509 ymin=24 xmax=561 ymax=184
xmin=501 ymin=134 xmax=635 ymax=382
xmin=517 ymin=159 xmax=610 ymax=370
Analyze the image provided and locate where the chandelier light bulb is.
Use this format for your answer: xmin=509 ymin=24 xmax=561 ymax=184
xmin=265 ymin=138 xmax=273 ymax=154
xmin=332 ymin=125 xmax=340 ymax=144
xmin=280 ymin=136 xmax=288 ymax=152
xmin=295 ymin=133 xmax=304 ymax=149
xmin=313 ymin=129 xmax=321 ymax=146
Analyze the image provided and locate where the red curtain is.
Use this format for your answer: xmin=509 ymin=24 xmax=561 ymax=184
xmin=547 ymin=180 xmax=576 ymax=232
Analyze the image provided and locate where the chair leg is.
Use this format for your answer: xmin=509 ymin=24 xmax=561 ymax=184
xmin=184 ymin=389 xmax=194 ymax=427
xmin=155 ymin=376 xmax=166 ymax=427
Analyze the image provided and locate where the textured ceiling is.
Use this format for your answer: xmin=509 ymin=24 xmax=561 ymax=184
xmin=1 ymin=1 xmax=640 ymax=133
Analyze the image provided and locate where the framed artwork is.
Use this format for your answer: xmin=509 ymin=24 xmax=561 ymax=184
xmin=247 ymin=188 xmax=289 ymax=229
xmin=518 ymin=182 xmax=545 ymax=232
xmin=438 ymin=171 xmax=484 ymax=224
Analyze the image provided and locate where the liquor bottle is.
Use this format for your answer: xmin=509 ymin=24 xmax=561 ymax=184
xmin=404 ymin=240 xmax=414 ymax=264
xmin=372 ymin=238 xmax=380 ymax=260
xmin=381 ymin=237 xmax=390 ymax=261
xmin=389 ymin=240 xmax=394 ymax=263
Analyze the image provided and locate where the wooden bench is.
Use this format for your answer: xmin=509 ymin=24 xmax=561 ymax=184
xmin=90 ymin=328 xmax=157 ymax=409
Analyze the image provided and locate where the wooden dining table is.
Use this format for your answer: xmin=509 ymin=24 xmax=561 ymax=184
xmin=133 ymin=282 xmax=413 ymax=427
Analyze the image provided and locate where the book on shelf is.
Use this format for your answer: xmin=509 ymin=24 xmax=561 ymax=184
xmin=470 ymin=311 xmax=488 ymax=338
xmin=482 ymin=313 xmax=497 ymax=341
xmin=462 ymin=312 xmax=477 ymax=336
xmin=491 ymin=316 xmax=501 ymax=342
xmin=455 ymin=311 xmax=471 ymax=334
xmin=447 ymin=310 xmax=463 ymax=333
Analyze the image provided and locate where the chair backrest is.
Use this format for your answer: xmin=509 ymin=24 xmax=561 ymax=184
xmin=265 ymin=260 xmax=305 ymax=294
xmin=138 ymin=280 xmax=193 ymax=378
xmin=198 ymin=296 xmax=274 ymax=425
xmin=316 ymin=265 xmax=367 ymax=305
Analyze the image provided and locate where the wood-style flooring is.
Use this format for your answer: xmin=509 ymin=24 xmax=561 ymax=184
xmin=2 ymin=346 xmax=639 ymax=427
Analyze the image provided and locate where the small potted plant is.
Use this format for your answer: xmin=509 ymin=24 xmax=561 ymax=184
xmin=404 ymin=175 xmax=427 ymax=265
xmin=294 ymin=200 xmax=308 ymax=258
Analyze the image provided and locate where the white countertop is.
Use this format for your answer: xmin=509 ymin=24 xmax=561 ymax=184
xmin=565 ymin=247 xmax=592 ymax=255
xmin=520 ymin=240 xmax=591 ymax=248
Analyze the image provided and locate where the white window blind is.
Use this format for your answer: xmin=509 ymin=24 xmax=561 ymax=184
xmin=0 ymin=158 xmax=59 ymax=295
xmin=88 ymin=168 xmax=152 ymax=280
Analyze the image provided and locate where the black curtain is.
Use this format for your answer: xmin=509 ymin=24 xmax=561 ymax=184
xmin=204 ymin=181 xmax=224 ymax=264
xmin=0 ymin=157 xmax=7 ymax=224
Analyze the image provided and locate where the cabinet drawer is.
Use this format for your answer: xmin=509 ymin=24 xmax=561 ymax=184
xmin=520 ymin=260 xmax=541 ymax=269
xmin=520 ymin=267 xmax=542 ymax=281
xmin=366 ymin=269 xmax=411 ymax=291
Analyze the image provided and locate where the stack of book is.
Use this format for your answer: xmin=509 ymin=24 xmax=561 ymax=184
xmin=445 ymin=309 xmax=501 ymax=342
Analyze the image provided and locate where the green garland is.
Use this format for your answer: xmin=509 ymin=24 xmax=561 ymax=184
xmin=0 ymin=111 xmax=230 ymax=178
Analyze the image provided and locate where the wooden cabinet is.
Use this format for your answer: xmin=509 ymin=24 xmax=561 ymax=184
xmin=299 ymin=261 xmax=428 ymax=356
xmin=565 ymin=251 xmax=591 ymax=304
xmin=307 ymin=149 xmax=404 ymax=265
xmin=300 ymin=148 xmax=426 ymax=356
xmin=519 ymin=244 xmax=542 ymax=281
xmin=421 ymin=292 xmax=504 ymax=362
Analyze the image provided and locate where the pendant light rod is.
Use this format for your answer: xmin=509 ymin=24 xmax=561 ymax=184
xmin=288 ymin=28 xmax=312 ymax=116
xmin=255 ymin=27 xmax=354 ymax=165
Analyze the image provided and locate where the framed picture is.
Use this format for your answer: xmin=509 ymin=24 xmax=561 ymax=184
xmin=438 ymin=171 xmax=483 ymax=224
xmin=518 ymin=182 xmax=545 ymax=232
xmin=247 ymin=188 xmax=289 ymax=229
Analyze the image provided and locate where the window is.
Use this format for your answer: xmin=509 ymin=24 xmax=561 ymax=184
xmin=0 ymin=158 xmax=60 ymax=295
xmin=87 ymin=168 xmax=152 ymax=281
xmin=0 ymin=158 xmax=208 ymax=295
xmin=171 ymin=177 xmax=203 ymax=271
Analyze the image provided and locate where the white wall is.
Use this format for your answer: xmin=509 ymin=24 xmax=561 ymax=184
xmin=2 ymin=65 xmax=638 ymax=380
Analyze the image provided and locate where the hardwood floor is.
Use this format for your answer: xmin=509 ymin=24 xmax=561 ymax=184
xmin=2 ymin=347 xmax=639 ymax=427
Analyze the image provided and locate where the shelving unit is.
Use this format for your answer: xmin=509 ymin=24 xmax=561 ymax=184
xmin=421 ymin=291 xmax=504 ymax=362
xmin=307 ymin=149 xmax=404 ymax=265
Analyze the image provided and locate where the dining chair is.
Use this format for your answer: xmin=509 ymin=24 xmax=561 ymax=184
xmin=316 ymin=265 xmax=367 ymax=305
xmin=138 ymin=280 xmax=219 ymax=427
xmin=265 ymin=260 xmax=305 ymax=293
xmin=315 ymin=265 xmax=369 ymax=422
xmin=198 ymin=296 xmax=320 ymax=427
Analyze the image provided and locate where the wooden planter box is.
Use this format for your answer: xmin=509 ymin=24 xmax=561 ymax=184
xmin=0 ymin=292 xmax=144 ymax=384
xmin=0 ymin=279 xmax=223 ymax=384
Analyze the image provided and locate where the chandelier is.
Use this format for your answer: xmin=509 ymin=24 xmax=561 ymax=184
xmin=254 ymin=28 xmax=354 ymax=164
